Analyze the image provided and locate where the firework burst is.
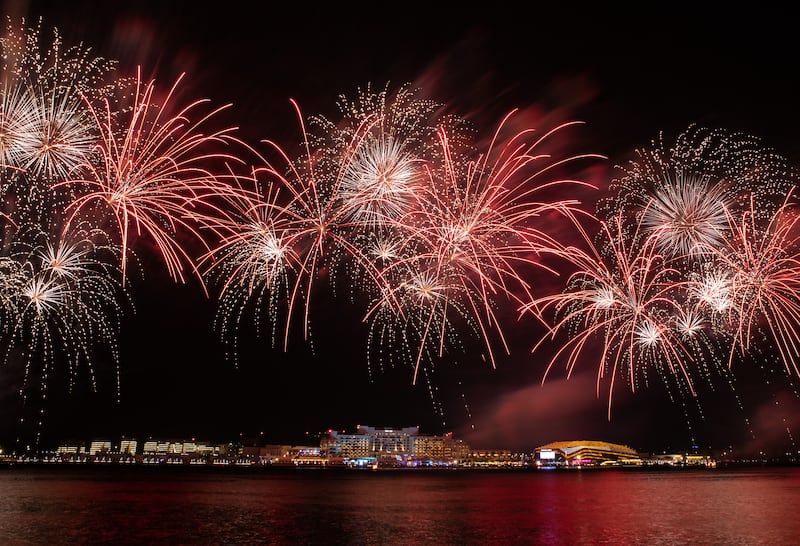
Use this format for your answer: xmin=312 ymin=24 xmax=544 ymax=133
xmin=2 ymin=221 xmax=127 ymax=421
xmin=199 ymin=96 xmax=390 ymax=357
xmin=57 ymin=67 xmax=246 ymax=286
xmin=696 ymin=189 xmax=800 ymax=377
xmin=364 ymin=109 xmax=602 ymax=382
xmin=603 ymin=124 xmax=796 ymax=259
xmin=526 ymin=213 xmax=699 ymax=417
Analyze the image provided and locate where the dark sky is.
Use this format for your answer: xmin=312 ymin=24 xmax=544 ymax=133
xmin=2 ymin=1 xmax=800 ymax=456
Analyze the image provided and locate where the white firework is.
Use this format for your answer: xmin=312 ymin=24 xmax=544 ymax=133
xmin=340 ymin=135 xmax=422 ymax=226
xmin=642 ymin=174 xmax=730 ymax=256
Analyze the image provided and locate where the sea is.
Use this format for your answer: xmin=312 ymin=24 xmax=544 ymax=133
xmin=1 ymin=465 xmax=798 ymax=545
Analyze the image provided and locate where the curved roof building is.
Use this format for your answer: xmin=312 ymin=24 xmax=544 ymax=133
xmin=536 ymin=440 xmax=641 ymax=466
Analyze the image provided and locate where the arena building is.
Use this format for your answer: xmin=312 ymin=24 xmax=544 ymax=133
xmin=535 ymin=440 xmax=642 ymax=467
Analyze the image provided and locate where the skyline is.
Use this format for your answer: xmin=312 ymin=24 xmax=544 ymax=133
xmin=1 ymin=2 xmax=800 ymax=457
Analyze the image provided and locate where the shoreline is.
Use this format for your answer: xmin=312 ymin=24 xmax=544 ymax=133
xmin=1 ymin=459 xmax=795 ymax=471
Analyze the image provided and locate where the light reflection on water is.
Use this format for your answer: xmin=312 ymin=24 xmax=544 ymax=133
xmin=1 ymin=466 xmax=799 ymax=544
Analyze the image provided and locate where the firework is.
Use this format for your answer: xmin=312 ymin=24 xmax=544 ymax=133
xmin=363 ymin=110 xmax=602 ymax=382
xmin=0 ymin=19 xmax=139 ymax=444
xmin=0 ymin=17 xmax=126 ymax=367
xmin=56 ymin=67 xmax=247 ymax=286
xmin=696 ymin=189 xmax=800 ymax=377
xmin=197 ymin=169 xmax=302 ymax=358
xmin=525 ymin=213 xmax=698 ymax=417
xmin=201 ymin=85 xmax=602 ymax=382
xmin=3 ymin=222 xmax=126 ymax=407
xmin=200 ymin=97 xmax=393 ymax=354
xmin=0 ymin=80 xmax=35 ymax=171
xmin=308 ymin=82 xmax=467 ymax=232
xmin=0 ymin=16 xmax=123 ymax=209
xmin=535 ymin=124 xmax=800 ymax=416
xmin=603 ymin=124 xmax=796 ymax=259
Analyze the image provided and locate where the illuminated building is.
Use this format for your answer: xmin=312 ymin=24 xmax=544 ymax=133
xmin=409 ymin=434 xmax=447 ymax=461
xmin=89 ymin=440 xmax=111 ymax=456
xmin=290 ymin=446 xmax=327 ymax=466
xmin=56 ymin=443 xmax=85 ymax=455
xmin=322 ymin=426 xmax=419 ymax=459
xmin=120 ymin=439 xmax=137 ymax=455
xmin=535 ymin=440 xmax=642 ymax=467
xmin=321 ymin=426 xmax=475 ymax=467
xmin=409 ymin=432 xmax=471 ymax=464
xmin=467 ymin=450 xmax=530 ymax=468
xmin=320 ymin=432 xmax=371 ymax=458
xmin=358 ymin=425 xmax=419 ymax=456
xmin=649 ymin=453 xmax=717 ymax=467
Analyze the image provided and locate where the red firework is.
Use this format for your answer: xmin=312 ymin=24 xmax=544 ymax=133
xmin=56 ymin=67 xmax=246 ymax=287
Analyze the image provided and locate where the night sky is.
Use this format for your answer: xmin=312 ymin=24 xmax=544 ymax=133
xmin=2 ymin=1 xmax=800 ymax=456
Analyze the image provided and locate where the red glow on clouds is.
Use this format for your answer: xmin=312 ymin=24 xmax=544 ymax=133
xmin=459 ymin=371 xmax=632 ymax=451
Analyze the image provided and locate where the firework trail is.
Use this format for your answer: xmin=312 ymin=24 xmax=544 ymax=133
xmin=525 ymin=212 xmax=699 ymax=418
xmin=56 ymin=67 xmax=247 ymax=287
xmin=201 ymin=84 xmax=602 ymax=383
xmin=197 ymin=169 xmax=301 ymax=360
xmin=200 ymin=95 xmax=395 ymax=356
xmin=365 ymin=112 xmax=601 ymax=382
xmin=1 ymin=221 xmax=127 ymax=445
xmin=7 ymin=222 xmax=125 ymax=381
xmin=602 ymin=124 xmax=796 ymax=260
xmin=0 ymin=17 xmax=251 ymax=445
xmin=695 ymin=189 xmax=800 ymax=377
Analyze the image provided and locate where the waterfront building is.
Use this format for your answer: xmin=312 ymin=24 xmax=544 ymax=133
xmin=321 ymin=431 xmax=371 ymax=458
xmin=89 ymin=440 xmax=111 ymax=456
xmin=648 ymin=452 xmax=716 ymax=467
xmin=409 ymin=432 xmax=471 ymax=465
xmin=320 ymin=425 xmax=419 ymax=462
xmin=359 ymin=425 xmax=419 ymax=457
xmin=467 ymin=450 xmax=530 ymax=468
xmin=142 ymin=440 xmax=176 ymax=453
xmin=535 ymin=440 xmax=641 ymax=467
xmin=120 ymin=439 xmax=137 ymax=455
xmin=409 ymin=434 xmax=447 ymax=462
xmin=195 ymin=442 xmax=220 ymax=456
xmin=320 ymin=426 xmax=476 ymax=467
xmin=56 ymin=443 xmax=86 ymax=455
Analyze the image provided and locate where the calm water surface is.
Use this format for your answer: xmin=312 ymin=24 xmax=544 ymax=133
xmin=1 ymin=466 xmax=798 ymax=545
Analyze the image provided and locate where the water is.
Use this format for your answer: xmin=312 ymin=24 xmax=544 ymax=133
xmin=1 ymin=466 xmax=799 ymax=545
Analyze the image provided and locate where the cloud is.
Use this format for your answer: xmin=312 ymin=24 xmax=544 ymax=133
xmin=458 ymin=369 xmax=655 ymax=451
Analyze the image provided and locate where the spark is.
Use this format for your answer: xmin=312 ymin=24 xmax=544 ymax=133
xmin=57 ymin=67 xmax=246 ymax=286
